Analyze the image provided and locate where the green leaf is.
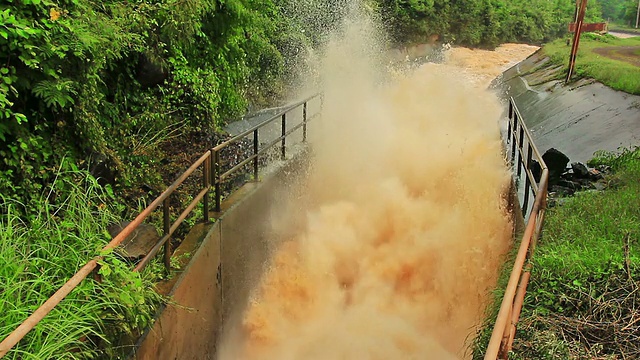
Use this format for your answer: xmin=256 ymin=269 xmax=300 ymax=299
xmin=98 ymin=263 xmax=112 ymax=277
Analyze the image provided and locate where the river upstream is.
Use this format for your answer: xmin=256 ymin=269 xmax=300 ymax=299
xmin=218 ymin=14 xmax=539 ymax=359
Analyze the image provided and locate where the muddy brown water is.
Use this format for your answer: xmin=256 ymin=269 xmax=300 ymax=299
xmin=216 ymin=35 xmax=539 ymax=360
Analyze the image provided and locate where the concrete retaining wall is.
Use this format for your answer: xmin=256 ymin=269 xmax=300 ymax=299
xmin=131 ymin=150 xmax=310 ymax=360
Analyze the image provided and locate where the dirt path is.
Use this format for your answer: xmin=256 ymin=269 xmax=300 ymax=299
xmin=608 ymin=31 xmax=640 ymax=39
xmin=593 ymin=46 xmax=640 ymax=67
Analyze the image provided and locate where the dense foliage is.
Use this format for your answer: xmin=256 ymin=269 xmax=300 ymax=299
xmin=0 ymin=172 xmax=163 ymax=359
xmin=0 ymin=0 xmax=310 ymax=211
xmin=597 ymin=0 xmax=639 ymax=24
xmin=0 ymin=0 xmax=602 ymax=211
xmin=379 ymin=0 xmax=603 ymax=47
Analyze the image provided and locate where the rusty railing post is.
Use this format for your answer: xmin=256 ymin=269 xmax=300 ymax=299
xmin=303 ymin=102 xmax=308 ymax=142
xmin=253 ymin=129 xmax=259 ymax=181
xmin=281 ymin=113 xmax=286 ymax=160
xmin=163 ymin=198 xmax=171 ymax=270
xmin=203 ymin=153 xmax=210 ymax=223
xmin=214 ymin=150 xmax=221 ymax=212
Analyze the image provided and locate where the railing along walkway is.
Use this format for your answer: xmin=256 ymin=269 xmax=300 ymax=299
xmin=484 ymin=97 xmax=549 ymax=359
xmin=0 ymin=93 xmax=323 ymax=358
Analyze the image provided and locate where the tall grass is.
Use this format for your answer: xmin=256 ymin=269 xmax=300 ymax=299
xmin=511 ymin=148 xmax=640 ymax=359
xmin=543 ymin=34 xmax=640 ymax=94
xmin=0 ymin=170 xmax=162 ymax=359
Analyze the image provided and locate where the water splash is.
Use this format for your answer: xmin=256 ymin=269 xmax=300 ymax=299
xmin=219 ymin=7 xmax=518 ymax=360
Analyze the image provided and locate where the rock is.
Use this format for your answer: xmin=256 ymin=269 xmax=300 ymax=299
xmin=542 ymin=148 xmax=570 ymax=184
xmin=558 ymin=179 xmax=579 ymax=191
xmin=593 ymin=181 xmax=607 ymax=191
xmin=107 ymin=221 xmax=160 ymax=260
xmin=549 ymin=184 xmax=575 ymax=196
xmin=589 ymin=168 xmax=605 ymax=180
xmin=571 ymin=162 xmax=590 ymax=178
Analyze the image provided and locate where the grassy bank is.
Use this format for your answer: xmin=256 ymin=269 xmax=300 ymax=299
xmin=510 ymin=148 xmax=640 ymax=358
xmin=0 ymin=171 xmax=162 ymax=359
xmin=542 ymin=34 xmax=640 ymax=94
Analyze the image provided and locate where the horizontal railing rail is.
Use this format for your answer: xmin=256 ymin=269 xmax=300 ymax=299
xmin=485 ymin=97 xmax=549 ymax=359
xmin=0 ymin=93 xmax=322 ymax=358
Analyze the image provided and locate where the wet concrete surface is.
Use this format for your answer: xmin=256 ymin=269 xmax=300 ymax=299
xmin=493 ymin=51 xmax=640 ymax=162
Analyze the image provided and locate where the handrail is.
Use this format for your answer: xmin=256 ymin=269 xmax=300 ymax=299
xmin=0 ymin=93 xmax=322 ymax=358
xmin=484 ymin=97 xmax=549 ymax=359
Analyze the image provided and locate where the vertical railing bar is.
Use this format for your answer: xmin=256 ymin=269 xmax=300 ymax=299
xmin=214 ymin=150 xmax=221 ymax=212
xmin=303 ymin=102 xmax=308 ymax=142
xmin=517 ymin=124 xmax=525 ymax=178
xmin=507 ymin=115 xmax=512 ymax=155
xmin=253 ymin=129 xmax=259 ymax=181
xmin=163 ymin=199 xmax=171 ymax=270
xmin=203 ymin=155 xmax=210 ymax=223
xmin=522 ymin=143 xmax=533 ymax=216
xmin=511 ymin=113 xmax=518 ymax=167
xmin=281 ymin=113 xmax=286 ymax=160
xmin=508 ymin=99 xmax=513 ymax=119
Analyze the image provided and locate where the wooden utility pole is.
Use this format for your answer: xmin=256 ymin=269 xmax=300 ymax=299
xmin=567 ymin=0 xmax=588 ymax=83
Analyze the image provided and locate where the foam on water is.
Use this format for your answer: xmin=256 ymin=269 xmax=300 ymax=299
xmin=217 ymin=7 xmax=538 ymax=360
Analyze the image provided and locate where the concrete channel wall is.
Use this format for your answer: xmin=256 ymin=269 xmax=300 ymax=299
xmin=131 ymin=150 xmax=310 ymax=360
xmin=493 ymin=51 xmax=640 ymax=162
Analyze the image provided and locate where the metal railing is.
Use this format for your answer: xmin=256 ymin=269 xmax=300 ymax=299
xmin=0 ymin=93 xmax=322 ymax=358
xmin=484 ymin=97 xmax=549 ymax=359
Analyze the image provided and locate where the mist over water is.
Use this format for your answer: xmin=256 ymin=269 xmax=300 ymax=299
xmin=218 ymin=6 xmax=517 ymax=360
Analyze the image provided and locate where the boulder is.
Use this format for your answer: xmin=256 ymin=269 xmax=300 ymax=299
xmin=542 ymin=148 xmax=570 ymax=184
xmin=571 ymin=162 xmax=590 ymax=178
xmin=589 ymin=168 xmax=605 ymax=180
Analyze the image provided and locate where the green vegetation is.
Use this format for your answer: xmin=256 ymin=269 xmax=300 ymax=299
xmin=510 ymin=148 xmax=640 ymax=359
xmin=379 ymin=0 xmax=602 ymax=47
xmin=0 ymin=0 xmax=608 ymax=357
xmin=596 ymin=0 xmax=639 ymax=25
xmin=0 ymin=0 xmax=312 ymax=212
xmin=473 ymin=148 xmax=640 ymax=359
xmin=0 ymin=169 xmax=162 ymax=359
xmin=0 ymin=0 xmax=602 ymax=212
xmin=542 ymin=33 xmax=640 ymax=94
